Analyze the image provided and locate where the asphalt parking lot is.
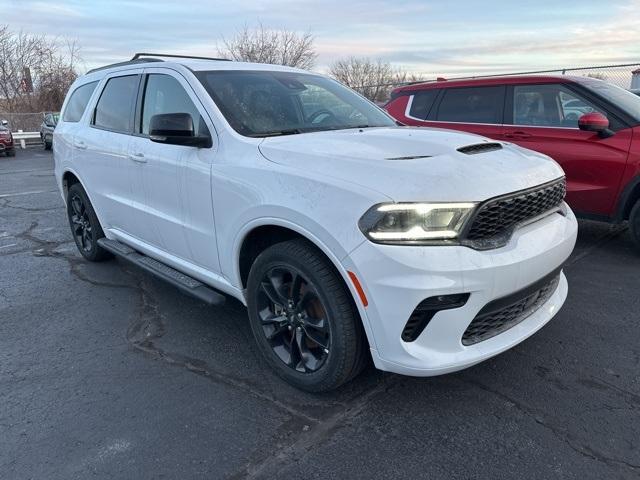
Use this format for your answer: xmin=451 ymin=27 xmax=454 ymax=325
xmin=1 ymin=148 xmax=639 ymax=480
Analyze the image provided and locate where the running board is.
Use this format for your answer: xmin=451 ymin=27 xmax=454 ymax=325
xmin=97 ymin=238 xmax=225 ymax=305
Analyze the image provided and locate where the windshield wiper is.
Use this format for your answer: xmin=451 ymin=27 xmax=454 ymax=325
xmin=248 ymin=129 xmax=302 ymax=138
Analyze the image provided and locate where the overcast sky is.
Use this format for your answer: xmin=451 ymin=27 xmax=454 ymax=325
xmin=5 ymin=0 xmax=640 ymax=76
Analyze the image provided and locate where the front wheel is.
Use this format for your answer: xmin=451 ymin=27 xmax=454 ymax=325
xmin=66 ymin=183 xmax=111 ymax=262
xmin=246 ymin=239 xmax=367 ymax=392
xmin=629 ymin=201 xmax=640 ymax=251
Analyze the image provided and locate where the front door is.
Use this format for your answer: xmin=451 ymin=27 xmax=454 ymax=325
xmin=501 ymin=83 xmax=632 ymax=216
xmin=127 ymin=69 xmax=221 ymax=272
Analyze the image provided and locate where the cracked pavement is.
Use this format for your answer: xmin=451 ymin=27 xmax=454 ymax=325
xmin=1 ymin=149 xmax=638 ymax=479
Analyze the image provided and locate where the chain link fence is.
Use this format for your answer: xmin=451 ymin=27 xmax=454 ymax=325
xmin=354 ymin=63 xmax=640 ymax=103
xmin=0 ymin=112 xmax=47 ymax=132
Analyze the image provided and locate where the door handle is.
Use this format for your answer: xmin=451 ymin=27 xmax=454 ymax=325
xmin=74 ymin=140 xmax=87 ymax=150
xmin=504 ymin=131 xmax=531 ymax=139
xmin=128 ymin=152 xmax=147 ymax=163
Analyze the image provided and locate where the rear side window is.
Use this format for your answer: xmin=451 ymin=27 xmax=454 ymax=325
xmin=436 ymin=86 xmax=504 ymax=124
xmin=408 ymin=90 xmax=439 ymax=120
xmin=93 ymin=75 xmax=139 ymax=133
xmin=62 ymin=81 xmax=98 ymax=122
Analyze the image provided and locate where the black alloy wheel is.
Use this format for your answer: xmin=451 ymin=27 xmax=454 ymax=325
xmin=247 ymin=239 xmax=367 ymax=392
xmin=69 ymin=192 xmax=94 ymax=253
xmin=66 ymin=183 xmax=111 ymax=262
xmin=257 ymin=265 xmax=331 ymax=373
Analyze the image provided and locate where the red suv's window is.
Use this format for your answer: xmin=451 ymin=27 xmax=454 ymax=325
xmin=511 ymin=84 xmax=605 ymax=128
xmin=436 ymin=86 xmax=503 ymax=124
xmin=407 ymin=90 xmax=439 ymax=120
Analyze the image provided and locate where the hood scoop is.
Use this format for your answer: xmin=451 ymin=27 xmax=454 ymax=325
xmin=385 ymin=155 xmax=432 ymax=160
xmin=457 ymin=143 xmax=503 ymax=155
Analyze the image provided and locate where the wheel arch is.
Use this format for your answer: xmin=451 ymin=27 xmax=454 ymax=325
xmin=234 ymin=219 xmax=376 ymax=350
xmin=61 ymin=168 xmax=109 ymax=233
xmin=615 ymin=174 xmax=640 ymax=221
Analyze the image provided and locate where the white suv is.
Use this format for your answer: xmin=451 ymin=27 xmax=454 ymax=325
xmin=54 ymin=54 xmax=577 ymax=391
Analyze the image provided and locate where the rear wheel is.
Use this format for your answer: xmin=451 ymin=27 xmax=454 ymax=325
xmin=629 ymin=201 xmax=640 ymax=251
xmin=6 ymin=149 xmax=15 ymax=157
xmin=44 ymin=139 xmax=52 ymax=150
xmin=66 ymin=183 xmax=111 ymax=262
xmin=246 ymin=239 xmax=367 ymax=392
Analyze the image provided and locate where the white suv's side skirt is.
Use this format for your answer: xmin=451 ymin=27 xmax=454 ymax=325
xmin=106 ymin=228 xmax=245 ymax=303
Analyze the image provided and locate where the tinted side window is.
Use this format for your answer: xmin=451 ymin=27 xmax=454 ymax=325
xmin=94 ymin=75 xmax=139 ymax=133
xmin=436 ymin=86 xmax=503 ymax=124
xmin=141 ymin=74 xmax=205 ymax=135
xmin=408 ymin=90 xmax=439 ymax=120
xmin=62 ymin=81 xmax=98 ymax=122
xmin=512 ymin=84 xmax=605 ymax=128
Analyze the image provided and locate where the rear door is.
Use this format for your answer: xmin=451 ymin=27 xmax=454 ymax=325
xmin=502 ymin=83 xmax=632 ymax=216
xmin=74 ymin=72 xmax=142 ymax=234
xmin=427 ymin=85 xmax=506 ymax=140
xmin=127 ymin=68 xmax=220 ymax=272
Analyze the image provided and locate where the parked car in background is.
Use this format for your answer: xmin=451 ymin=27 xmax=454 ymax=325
xmin=0 ymin=120 xmax=15 ymax=157
xmin=40 ymin=112 xmax=59 ymax=150
xmin=54 ymin=54 xmax=577 ymax=391
xmin=385 ymin=75 xmax=640 ymax=249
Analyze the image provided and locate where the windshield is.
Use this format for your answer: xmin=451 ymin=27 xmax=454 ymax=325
xmin=583 ymin=80 xmax=640 ymax=122
xmin=195 ymin=70 xmax=395 ymax=137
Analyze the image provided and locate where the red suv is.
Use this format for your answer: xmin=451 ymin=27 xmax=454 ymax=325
xmin=0 ymin=121 xmax=15 ymax=157
xmin=385 ymin=75 xmax=640 ymax=247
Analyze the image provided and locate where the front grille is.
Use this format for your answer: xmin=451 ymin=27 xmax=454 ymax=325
xmin=457 ymin=143 xmax=503 ymax=155
xmin=462 ymin=270 xmax=561 ymax=346
xmin=464 ymin=178 xmax=566 ymax=244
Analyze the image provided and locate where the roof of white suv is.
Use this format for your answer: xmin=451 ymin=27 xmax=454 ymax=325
xmin=85 ymin=53 xmax=308 ymax=78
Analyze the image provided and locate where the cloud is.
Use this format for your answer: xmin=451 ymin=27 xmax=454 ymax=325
xmin=3 ymin=0 xmax=639 ymax=76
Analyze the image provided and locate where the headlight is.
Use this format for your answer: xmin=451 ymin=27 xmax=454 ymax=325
xmin=358 ymin=202 xmax=477 ymax=245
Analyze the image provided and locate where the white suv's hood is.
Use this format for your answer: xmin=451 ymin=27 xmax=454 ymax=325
xmin=258 ymin=127 xmax=564 ymax=202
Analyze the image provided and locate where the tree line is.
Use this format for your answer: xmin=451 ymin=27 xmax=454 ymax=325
xmin=0 ymin=24 xmax=80 ymax=113
xmin=0 ymin=23 xmax=424 ymax=114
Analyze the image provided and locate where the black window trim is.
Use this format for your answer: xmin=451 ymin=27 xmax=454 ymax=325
xmin=90 ymin=73 xmax=142 ymax=135
xmin=61 ymin=80 xmax=100 ymax=123
xmin=504 ymin=82 xmax=630 ymax=132
xmin=430 ymin=85 xmax=506 ymax=126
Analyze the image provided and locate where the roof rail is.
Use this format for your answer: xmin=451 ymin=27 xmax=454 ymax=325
xmin=131 ymin=53 xmax=231 ymax=62
xmin=87 ymin=58 xmax=164 ymax=74
xmin=86 ymin=53 xmax=231 ymax=75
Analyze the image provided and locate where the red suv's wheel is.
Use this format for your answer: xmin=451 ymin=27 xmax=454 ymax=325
xmin=630 ymin=201 xmax=640 ymax=251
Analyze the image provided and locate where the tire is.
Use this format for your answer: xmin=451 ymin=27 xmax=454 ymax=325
xmin=246 ymin=239 xmax=367 ymax=392
xmin=630 ymin=201 xmax=640 ymax=251
xmin=6 ymin=149 xmax=15 ymax=157
xmin=44 ymin=141 xmax=52 ymax=150
xmin=66 ymin=183 xmax=112 ymax=262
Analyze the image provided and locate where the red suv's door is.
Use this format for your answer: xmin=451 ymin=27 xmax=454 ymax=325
xmin=500 ymin=83 xmax=632 ymax=216
xmin=389 ymin=86 xmax=506 ymax=141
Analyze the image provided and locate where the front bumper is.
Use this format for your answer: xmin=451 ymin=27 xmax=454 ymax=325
xmin=344 ymin=206 xmax=577 ymax=376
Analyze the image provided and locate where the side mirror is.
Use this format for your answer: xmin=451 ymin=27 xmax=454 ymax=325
xmin=149 ymin=113 xmax=212 ymax=148
xmin=578 ymin=112 xmax=613 ymax=138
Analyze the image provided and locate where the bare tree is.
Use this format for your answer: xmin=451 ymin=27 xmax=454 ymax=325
xmin=219 ymin=24 xmax=317 ymax=69
xmin=0 ymin=24 xmax=81 ymax=113
xmin=329 ymin=56 xmax=425 ymax=102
